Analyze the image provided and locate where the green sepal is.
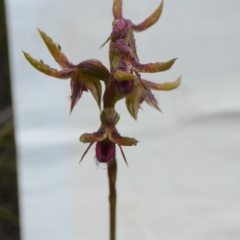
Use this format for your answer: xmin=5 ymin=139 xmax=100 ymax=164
xmin=125 ymin=82 xmax=142 ymax=120
xmin=80 ymin=74 xmax=102 ymax=110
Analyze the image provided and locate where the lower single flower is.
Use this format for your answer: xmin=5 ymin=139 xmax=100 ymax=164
xmin=79 ymin=108 xmax=138 ymax=166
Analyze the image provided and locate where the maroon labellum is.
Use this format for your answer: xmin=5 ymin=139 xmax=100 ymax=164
xmin=96 ymin=139 xmax=115 ymax=163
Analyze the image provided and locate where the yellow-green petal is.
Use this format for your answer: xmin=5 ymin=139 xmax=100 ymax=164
xmin=38 ymin=29 xmax=71 ymax=69
xmin=145 ymin=75 xmax=182 ymax=91
xmin=23 ymin=51 xmax=74 ymax=79
xmin=109 ymin=129 xmax=139 ymax=146
xmin=112 ymin=0 xmax=122 ymax=19
xmin=132 ymin=58 xmax=177 ymax=73
xmin=113 ymin=70 xmax=135 ymax=81
xmin=133 ymin=0 xmax=164 ymax=32
xmin=79 ymin=127 xmax=107 ymax=143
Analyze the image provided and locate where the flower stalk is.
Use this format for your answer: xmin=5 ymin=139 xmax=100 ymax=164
xmin=108 ymin=159 xmax=117 ymax=240
xmin=23 ymin=0 xmax=181 ymax=239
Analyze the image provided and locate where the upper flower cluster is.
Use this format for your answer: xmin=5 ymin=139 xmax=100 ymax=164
xmin=23 ymin=0 xmax=181 ymax=165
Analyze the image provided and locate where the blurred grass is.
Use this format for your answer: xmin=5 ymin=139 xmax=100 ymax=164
xmin=0 ymin=119 xmax=20 ymax=240
xmin=0 ymin=0 xmax=20 ymax=239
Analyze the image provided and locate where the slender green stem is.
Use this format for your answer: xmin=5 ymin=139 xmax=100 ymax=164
xmin=108 ymin=158 xmax=117 ymax=240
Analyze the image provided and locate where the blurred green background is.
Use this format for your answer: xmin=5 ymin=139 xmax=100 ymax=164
xmin=0 ymin=0 xmax=20 ymax=239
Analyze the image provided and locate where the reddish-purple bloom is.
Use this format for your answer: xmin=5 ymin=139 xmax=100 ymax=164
xmin=23 ymin=29 xmax=109 ymax=112
xmin=125 ymin=76 xmax=182 ymax=119
xmin=80 ymin=108 xmax=138 ymax=165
